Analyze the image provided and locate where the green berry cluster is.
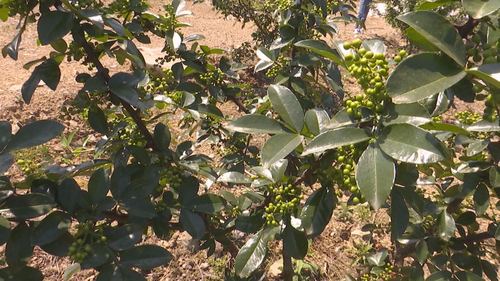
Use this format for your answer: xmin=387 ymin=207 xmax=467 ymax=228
xmin=105 ymin=0 xmax=148 ymax=15
xmin=466 ymin=33 xmax=499 ymax=65
xmin=360 ymin=263 xmax=395 ymax=281
xmin=335 ymin=144 xmax=365 ymax=204
xmin=455 ymin=111 xmax=482 ymax=126
xmin=159 ymin=166 xmax=183 ymax=190
xmin=144 ymin=70 xmax=175 ymax=94
xmin=264 ymin=184 xmax=303 ymax=226
xmin=68 ymin=222 xmax=107 ymax=263
xmin=265 ymin=55 xmax=288 ymax=78
xmin=199 ymin=69 xmax=225 ymax=87
xmin=16 ymin=158 xmax=40 ymax=176
xmin=343 ymin=39 xmax=406 ymax=119
xmin=421 ymin=215 xmax=436 ymax=232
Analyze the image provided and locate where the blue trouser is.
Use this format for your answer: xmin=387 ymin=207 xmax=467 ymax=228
xmin=357 ymin=0 xmax=371 ymax=25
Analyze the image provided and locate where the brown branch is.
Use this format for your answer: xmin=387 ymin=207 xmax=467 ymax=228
xmin=455 ymin=16 xmax=480 ymax=39
xmin=227 ymin=96 xmax=250 ymax=114
xmin=71 ymin=25 xmax=156 ymax=150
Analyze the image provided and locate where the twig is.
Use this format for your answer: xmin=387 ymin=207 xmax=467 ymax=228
xmin=71 ymin=25 xmax=157 ymax=150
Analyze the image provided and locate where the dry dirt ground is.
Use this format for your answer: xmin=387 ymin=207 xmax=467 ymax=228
xmin=0 ymin=1 xmax=490 ymax=281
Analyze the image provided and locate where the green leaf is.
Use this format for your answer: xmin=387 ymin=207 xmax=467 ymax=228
xmin=80 ymin=245 xmax=112 ymax=269
xmin=21 ymin=59 xmax=61 ymax=103
xmin=5 ymin=120 xmax=64 ymax=152
xmin=304 ymin=109 xmax=329 ymax=136
xmin=120 ymin=189 xmax=156 ymax=219
xmin=416 ymin=0 xmax=454 ymax=10
xmin=385 ymin=103 xmax=431 ymax=126
xmin=120 ymin=245 xmax=172 ymax=270
xmin=426 ymin=271 xmax=452 ymax=281
xmin=367 ymin=250 xmax=388 ymax=266
xmin=490 ymin=167 xmax=500 ymax=187
xmin=294 ymin=39 xmax=343 ymax=65
xmin=283 ymin=224 xmax=308 ymax=259
xmin=415 ymin=240 xmax=429 ymax=264
xmin=109 ymin=72 xmax=140 ymax=107
xmin=261 ymin=134 xmax=302 ymax=168
xmin=391 ymin=188 xmax=409 ymax=240
xmin=95 ymin=265 xmax=145 ymax=281
xmin=32 ymin=211 xmax=71 ymax=246
xmin=378 ymin=124 xmax=446 ymax=164
xmin=88 ymin=168 xmax=109 ymax=204
xmin=467 ymin=120 xmax=500 ymax=132
xmin=438 ymin=210 xmax=456 ymax=241
xmin=106 ymin=224 xmax=144 ymax=251
xmin=455 ymin=271 xmax=483 ymax=281
xmin=302 ymin=128 xmax=370 ymax=156
xmin=227 ymin=115 xmax=286 ymax=135
xmin=179 ymin=208 xmax=206 ymax=239
xmin=473 ymin=183 xmax=489 ymax=215
xmin=267 ymin=85 xmax=304 ymax=132
xmin=217 ymin=171 xmax=252 ymax=184
xmin=0 ymin=266 xmax=43 ymax=281
xmin=462 ymin=0 xmax=500 ymax=18
xmin=420 ymin=122 xmax=470 ymax=137
xmin=0 ymin=216 xmax=10 ymax=245
xmin=57 ymin=178 xmax=81 ymax=213
xmin=153 ymin=123 xmax=171 ymax=152
xmin=356 ymin=144 xmax=395 ymax=209
xmin=387 ymin=53 xmax=466 ymax=104
xmin=188 ymin=194 xmax=225 ymax=214
xmin=405 ymin=27 xmax=440 ymax=52
xmin=0 ymin=193 xmax=55 ymax=219
xmin=397 ymin=11 xmax=465 ymax=66
xmin=466 ymin=64 xmax=500 ymax=89
xmin=300 ymin=187 xmax=335 ymax=237
xmin=234 ymin=229 xmax=269 ymax=278
xmin=88 ymin=106 xmax=109 ymax=135
xmin=6 ymin=223 xmax=33 ymax=267
xmin=0 ymin=121 xmax=11 ymax=151
xmin=37 ymin=11 xmax=74 ymax=45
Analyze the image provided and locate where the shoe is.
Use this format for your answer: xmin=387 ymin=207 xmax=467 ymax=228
xmin=354 ymin=27 xmax=363 ymax=34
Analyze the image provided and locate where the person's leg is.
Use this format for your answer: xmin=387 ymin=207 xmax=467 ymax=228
xmin=355 ymin=0 xmax=372 ymax=32
xmin=357 ymin=0 xmax=371 ymax=23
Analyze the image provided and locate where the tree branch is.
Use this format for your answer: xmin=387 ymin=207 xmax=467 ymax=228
xmin=71 ymin=25 xmax=157 ymax=150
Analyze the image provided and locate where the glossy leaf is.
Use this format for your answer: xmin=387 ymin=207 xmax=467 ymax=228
xmin=294 ymin=39 xmax=342 ymax=65
xmin=153 ymin=123 xmax=171 ymax=152
xmin=300 ymin=187 xmax=335 ymax=237
xmin=234 ymin=229 xmax=269 ymax=278
xmin=57 ymin=178 xmax=81 ymax=213
xmin=88 ymin=168 xmax=109 ymax=204
xmin=227 ymin=115 xmax=286 ymax=135
xmin=217 ymin=171 xmax=252 ymax=184
xmin=356 ymin=144 xmax=395 ymax=209
xmin=462 ymin=0 xmax=500 ymax=18
xmin=0 ymin=266 xmax=43 ymax=281
xmin=37 ymin=11 xmax=74 ymax=45
xmin=0 ymin=193 xmax=55 ymax=219
xmin=420 ymin=122 xmax=469 ymax=136
xmin=6 ymin=223 xmax=33 ymax=267
xmin=32 ymin=211 xmax=71 ymax=246
xmin=438 ymin=210 xmax=456 ymax=241
xmin=5 ymin=120 xmax=64 ymax=152
xmin=473 ymin=183 xmax=489 ymax=215
xmin=385 ymin=103 xmax=431 ymax=126
xmin=378 ymin=124 xmax=446 ymax=164
xmin=302 ymin=128 xmax=370 ymax=156
xmin=180 ymin=208 xmax=206 ymax=239
xmin=467 ymin=120 xmax=500 ymax=132
xmin=261 ymin=134 xmax=302 ymax=168
xmin=267 ymin=85 xmax=304 ymax=132
xmin=0 ymin=216 xmax=10 ymax=245
xmin=397 ymin=11 xmax=465 ymax=65
xmin=387 ymin=53 xmax=466 ymax=104
xmin=106 ymin=224 xmax=144 ymax=251
xmin=188 ymin=194 xmax=225 ymax=214
xmin=283 ymin=224 xmax=308 ymax=259
xmin=88 ymin=106 xmax=109 ymax=135
xmin=391 ymin=188 xmax=409 ymax=240
xmin=120 ymin=245 xmax=172 ymax=270
xmin=466 ymin=64 xmax=500 ymax=89
xmin=109 ymin=72 xmax=140 ymax=107
xmin=304 ymin=109 xmax=329 ymax=135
